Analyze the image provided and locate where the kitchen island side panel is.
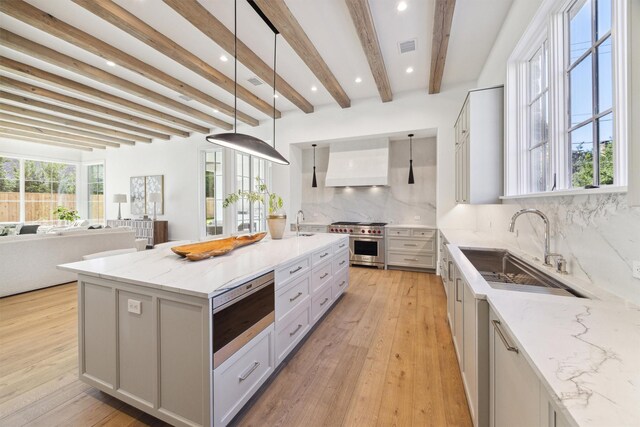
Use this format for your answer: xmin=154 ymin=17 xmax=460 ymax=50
xmin=78 ymin=275 xmax=212 ymax=427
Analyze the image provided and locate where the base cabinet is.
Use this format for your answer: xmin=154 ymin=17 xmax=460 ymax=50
xmin=386 ymin=227 xmax=437 ymax=270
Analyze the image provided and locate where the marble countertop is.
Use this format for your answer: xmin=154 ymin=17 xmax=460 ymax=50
xmin=386 ymin=224 xmax=437 ymax=229
xmin=58 ymin=233 xmax=348 ymax=299
xmin=441 ymin=228 xmax=640 ymax=426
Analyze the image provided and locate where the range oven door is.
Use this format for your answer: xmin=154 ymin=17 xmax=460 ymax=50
xmin=212 ymin=278 xmax=274 ymax=369
xmin=350 ymin=236 xmax=384 ymax=266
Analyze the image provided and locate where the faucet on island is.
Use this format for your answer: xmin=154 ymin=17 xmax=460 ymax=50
xmin=296 ymin=210 xmax=305 ymax=237
xmin=508 ymin=209 xmax=567 ymax=273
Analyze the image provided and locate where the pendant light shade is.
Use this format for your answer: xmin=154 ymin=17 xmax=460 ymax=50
xmin=408 ymin=133 xmax=415 ymax=184
xmin=311 ymin=144 xmax=318 ymax=187
xmin=206 ymin=0 xmax=289 ymax=165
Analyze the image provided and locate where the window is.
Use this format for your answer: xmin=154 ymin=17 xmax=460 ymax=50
xmin=87 ymin=164 xmax=104 ymax=223
xmin=24 ymin=160 xmax=76 ymax=224
xmin=0 ymin=157 xmax=20 ymax=222
xmin=567 ymin=0 xmax=614 ymax=187
xmin=205 ymin=151 xmax=224 ymax=236
xmin=234 ymin=153 xmax=271 ymax=233
xmin=506 ymin=0 xmax=627 ymax=195
xmin=528 ymin=41 xmax=550 ymax=192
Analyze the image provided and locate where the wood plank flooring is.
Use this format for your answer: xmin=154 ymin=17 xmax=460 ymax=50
xmin=0 ymin=268 xmax=472 ymax=427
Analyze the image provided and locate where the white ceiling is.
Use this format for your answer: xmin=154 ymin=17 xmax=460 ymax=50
xmin=0 ymin=0 xmax=513 ymax=134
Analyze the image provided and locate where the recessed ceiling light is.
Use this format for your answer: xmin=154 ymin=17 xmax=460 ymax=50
xmin=355 ymin=77 xmax=362 ymax=83
xmin=213 ymin=109 xmax=219 ymax=113
xmin=220 ymin=55 xmax=228 ymax=62
xmin=273 ymin=94 xmax=279 ymax=98
xmin=311 ymin=86 xmax=318 ymax=92
xmin=406 ymin=66 xmax=414 ymax=74
xmin=397 ymin=1 xmax=408 ymax=12
xmin=105 ymin=60 xmax=116 ymax=67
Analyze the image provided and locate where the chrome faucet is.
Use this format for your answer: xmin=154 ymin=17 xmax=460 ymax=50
xmin=509 ymin=209 xmax=567 ymax=273
xmin=296 ymin=210 xmax=305 ymax=237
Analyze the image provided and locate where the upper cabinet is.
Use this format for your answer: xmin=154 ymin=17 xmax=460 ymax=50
xmin=454 ymin=86 xmax=504 ymax=204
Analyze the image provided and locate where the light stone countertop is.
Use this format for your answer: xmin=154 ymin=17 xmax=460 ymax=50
xmin=441 ymin=228 xmax=640 ymax=427
xmin=385 ymin=224 xmax=437 ymax=229
xmin=58 ymin=233 xmax=348 ymax=299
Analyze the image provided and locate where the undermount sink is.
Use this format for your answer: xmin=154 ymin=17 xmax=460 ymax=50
xmin=460 ymin=248 xmax=585 ymax=298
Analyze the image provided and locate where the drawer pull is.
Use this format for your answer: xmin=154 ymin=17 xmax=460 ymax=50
xmin=455 ymin=278 xmax=462 ymax=302
xmin=289 ymin=266 xmax=303 ymax=275
xmin=492 ymin=320 xmax=519 ymax=353
xmin=339 ymin=260 xmax=346 ymax=266
xmin=320 ymin=273 xmax=329 ymax=279
xmin=404 ymin=244 xmax=417 ymax=247
xmin=289 ymin=292 xmax=303 ymax=302
xmin=289 ymin=324 xmax=303 ymax=337
xmin=320 ymin=252 xmax=329 ymax=258
xmin=238 ymin=361 xmax=260 ymax=382
xmin=338 ymin=280 xmax=346 ymax=287
xmin=338 ymin=243 xmax=346 ymax=248
xmin=404 ymin=258 xmax=418 ymax=261
xmin=448 ymin=261 xmax=453 ymax=281
xmin=320 ymin=297 xmax=329 ymax=306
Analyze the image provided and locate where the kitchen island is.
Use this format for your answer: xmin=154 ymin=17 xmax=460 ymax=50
xmin=58 ymin=233 xmax=350 ymax=427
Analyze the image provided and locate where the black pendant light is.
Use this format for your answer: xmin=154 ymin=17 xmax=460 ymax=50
xmin=311 ymin=144 xmax=318 ymax=187
xmin=408 ymin=133 xmax=415 ymax=184
xmin=206 ymin=0 xmax=289 ymax=165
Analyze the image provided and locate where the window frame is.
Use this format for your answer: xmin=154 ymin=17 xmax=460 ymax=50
xmin=504 ymin=0 xmax=628 ymax=196
xmin=85 ymin=161 xmax=105 ymax=224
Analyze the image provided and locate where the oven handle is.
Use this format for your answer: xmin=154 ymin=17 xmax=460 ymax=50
xmin=349 ymin=236 xmax=384 ymax=241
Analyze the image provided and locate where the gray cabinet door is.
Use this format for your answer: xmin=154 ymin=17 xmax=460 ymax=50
xmin=453 ymin=267 xmax=464 ymax=368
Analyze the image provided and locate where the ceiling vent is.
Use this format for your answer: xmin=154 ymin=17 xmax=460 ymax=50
xmin=178 ymin=94 xmax=192 ymax=102
xmin=398 ymin=39 xmax=417 ymax=54
xmin=247 ymin=77 xmax=264 ymax=86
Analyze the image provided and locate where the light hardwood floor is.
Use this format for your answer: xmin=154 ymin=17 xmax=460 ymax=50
xmin=0 ymin=268 xmax=472 ymax=427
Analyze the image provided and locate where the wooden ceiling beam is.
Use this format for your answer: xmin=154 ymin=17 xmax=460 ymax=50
xmin=0 ymin=0 xmax=257 ymax=127
xmin=0 ymin=29 xmax=223 ymax=131
xmin=0 ymin=128 xmax=106 ymax=149
xmin=0 ymin=120 xmax=119 ymax=148
xmin=1 ymin=92 xmax=158 ymax=142
xmin=0 ymin=133 xmax=93 ymax=152
xmin=252 ymin=0 xmax=351 ymax=109
xmin=72 ymin=0 xmax=281 ymax=120
xmin=429 ymin=0 xmax=456 ymax=94
xmin=0 ymin=112 xmax=135 ymax=146
xmin=345 ymin=0 xmax=392 ymax=102
xmin=0 ymin=57 xmax=189 ymax=138
xmin=163 ymin=0 xmax=314 ymax=114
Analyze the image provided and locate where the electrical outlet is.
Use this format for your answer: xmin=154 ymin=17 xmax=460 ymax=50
xmin=127 ymin=299 xmax=141 ymax=314
xmin=633 ymin=261 xmax=640 ymax=280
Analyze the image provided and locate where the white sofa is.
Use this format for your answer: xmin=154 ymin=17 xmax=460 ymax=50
xmin=0 ymin=228 xmax=136 ymax=297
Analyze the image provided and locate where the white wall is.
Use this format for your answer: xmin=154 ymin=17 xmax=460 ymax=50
xmin=300 ymin=137 xmax=437 ymax=225
xmin=0 ymin=138 xmax=83 ymax=163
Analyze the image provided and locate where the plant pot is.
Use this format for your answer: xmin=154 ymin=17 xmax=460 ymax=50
xmin=267 ymin=214 xmax=287 ymax=240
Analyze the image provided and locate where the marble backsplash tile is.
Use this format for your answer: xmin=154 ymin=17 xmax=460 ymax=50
xmin=300 ymin=138 xmax=437 ymax=225
xmin=475 ymin=192 xmax=640 ymax=304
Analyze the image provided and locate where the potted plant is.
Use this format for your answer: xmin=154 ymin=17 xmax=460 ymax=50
xmin=223 ymin=177 xmax=287 ymax=239
xmin=52 ymin=206 xmax=80 ymax=224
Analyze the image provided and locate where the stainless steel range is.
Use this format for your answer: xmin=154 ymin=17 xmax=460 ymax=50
xmin=329 ymin=222 xmax=387 ymax=268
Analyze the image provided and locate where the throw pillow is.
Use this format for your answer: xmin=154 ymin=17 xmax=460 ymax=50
xmin=88 ymin=225 xmax=103 ymax=229
xmin=0 ymin=226 xmax=8 ymax=236
xmin=19 ymin=224 xmax=40 ymax=235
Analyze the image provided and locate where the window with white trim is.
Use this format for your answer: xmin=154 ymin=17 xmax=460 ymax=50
xmin=506 ymin=0 xmax=627 ymax=195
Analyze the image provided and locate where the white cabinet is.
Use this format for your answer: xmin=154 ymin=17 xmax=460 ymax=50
xmin=213 ymin=325 xmax=275 ymax=427
xmin=489 ymin=308 xmax=541 ymax=427
xmin=452 ymin=265 xmax=464 ymax=368
xmin=454 ymin=86 xmax=504 ymax=204
xmin=445 ymin=248 xmax=455 ymax=330
xmin=386 ymin=227 xmax=437 ymax=270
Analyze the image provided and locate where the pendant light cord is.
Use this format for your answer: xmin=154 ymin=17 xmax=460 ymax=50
xmin=233 ymin=0 xmax=238 ymax=132
xmin=273 ymin=33 xmax=277 ymax=149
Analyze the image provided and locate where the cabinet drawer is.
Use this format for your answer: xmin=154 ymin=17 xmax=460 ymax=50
xmin=276 ymin=304 xmax=310 ymax=365
xmin=332 ymin=249 xmax=349 ymax=274
xmin=311 ymin=284 xmax=333 ymax=323
xmin=275 ymin=275 xmax=310 ymax=322
xmin=214 ymin=325 xmax=274 ymax=427
xmin=311 ymin=259 xmax=332 ymax=294
xmin=332 ymin=269 xmax=349 ymax=300
xmin=387 ymin=252 xmax=436 ymax=268
xmin=387 ymin=237 xmax=435 ymax=253
xmin=411 ymin=229 xmax=435 ymax=239
xmin=312 ymin=245 xmax=333 ymax=266
xmin=387 ymin=228 xmax=410 ymax=237
xmin=310 ymin=226 xmax=327 ymax=233
xmin=333 ymin=238 xmax=349 ymax=253
xmin=275 ymin=255 xmax=310 ymax=288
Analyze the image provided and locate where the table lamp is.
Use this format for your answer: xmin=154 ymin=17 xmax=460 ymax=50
xmin=113 ymin=194 xmax=127 ymax=220
xmin=148 ymin=193 xmax=162 ymax=221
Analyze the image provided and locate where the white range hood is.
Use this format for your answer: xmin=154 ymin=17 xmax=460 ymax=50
xmin=325 ymin=138 xmax=390 ymax=187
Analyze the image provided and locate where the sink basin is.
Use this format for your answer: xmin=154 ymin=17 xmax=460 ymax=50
xmin=460 ymin=248 xmax=585 ymax=298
